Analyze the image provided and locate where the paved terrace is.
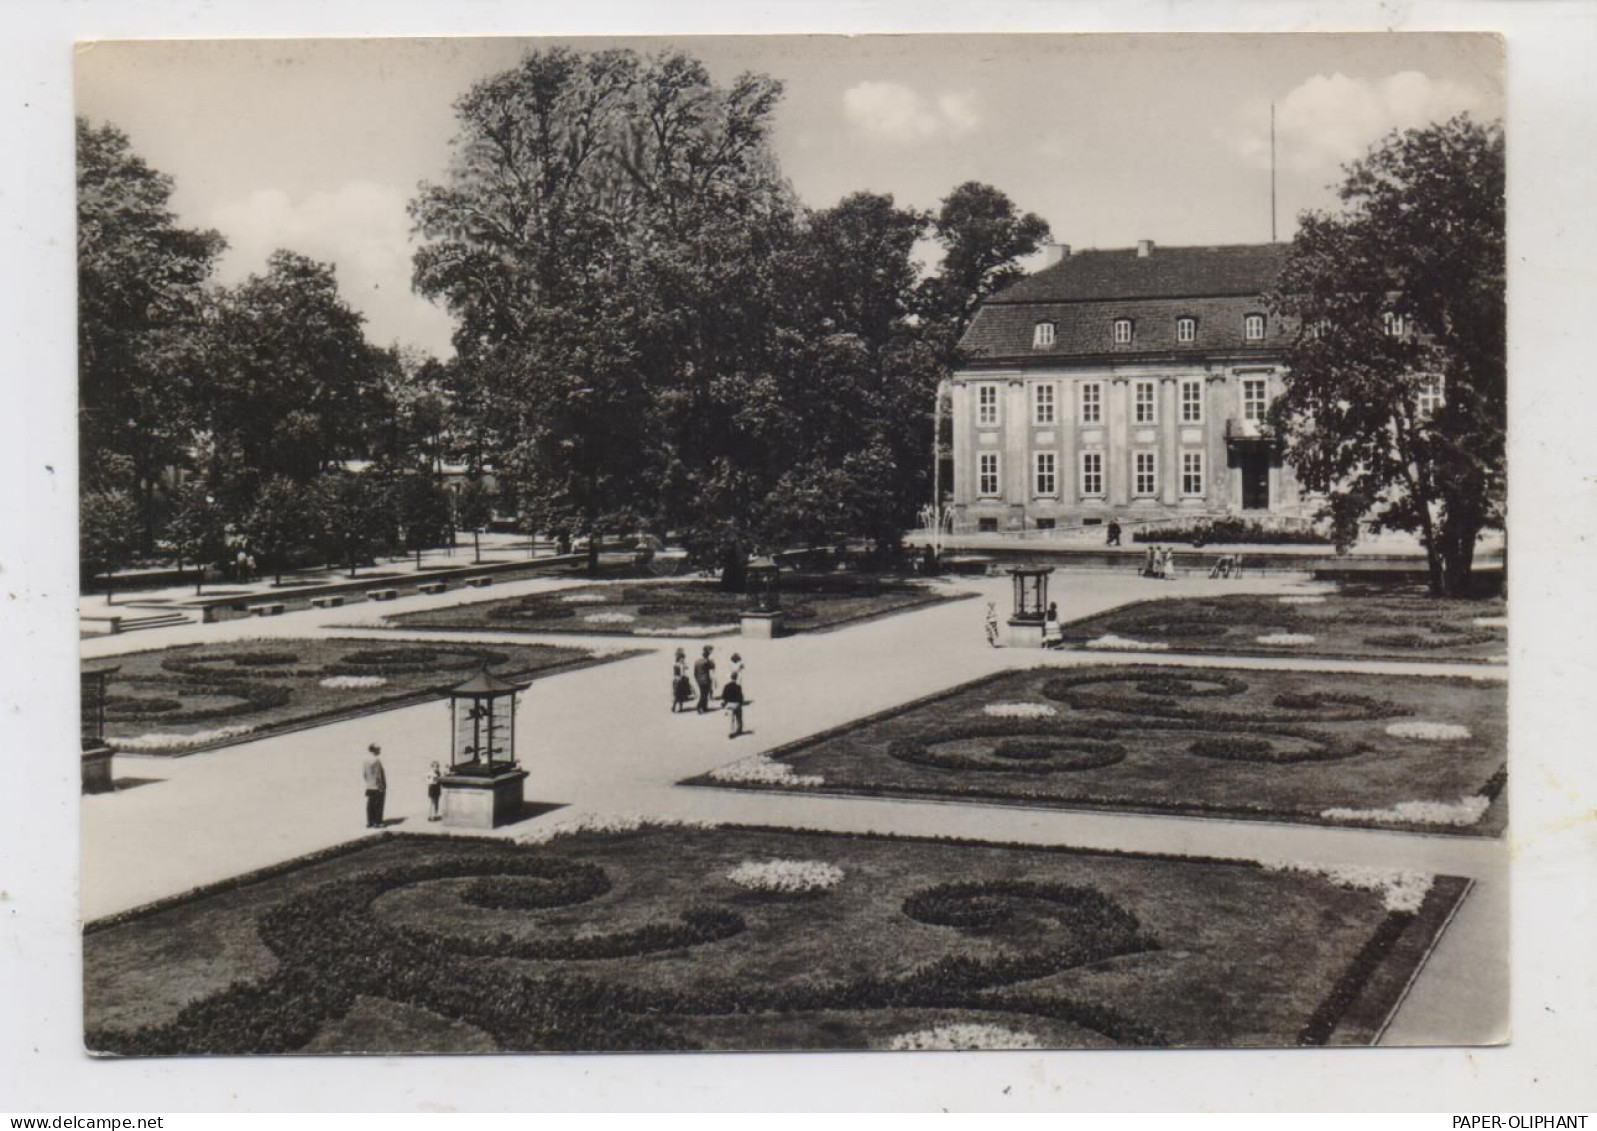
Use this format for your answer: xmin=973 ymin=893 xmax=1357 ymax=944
xmin=80 ymin=568 xmax=1508 ymax=1046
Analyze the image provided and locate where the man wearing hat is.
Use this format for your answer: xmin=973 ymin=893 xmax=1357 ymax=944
xmin=363 ymin=743 xmax=387 ymax=828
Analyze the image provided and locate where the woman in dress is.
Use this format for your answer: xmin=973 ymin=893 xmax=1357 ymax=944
xmin=671 ymin=648 xmax=692 ymax=713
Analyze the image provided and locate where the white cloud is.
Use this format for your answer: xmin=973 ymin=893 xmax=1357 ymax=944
xmin=208 ymin=181 xmax=456 ymax=357
xmin=842 ymin=81 xmax=981 ymax=144
xmin=1225 ymin=71 xmax=1485 ymax=177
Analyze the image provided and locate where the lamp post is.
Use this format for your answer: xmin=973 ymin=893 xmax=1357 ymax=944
xmin=438 ymin=666 xmax=531 ymax=828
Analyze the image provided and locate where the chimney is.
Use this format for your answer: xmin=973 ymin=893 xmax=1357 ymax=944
xmin=1041 ymin=242 xmax=1071 ymax=269
xmin=1136 ymin=239 xmax=1155 ymax=258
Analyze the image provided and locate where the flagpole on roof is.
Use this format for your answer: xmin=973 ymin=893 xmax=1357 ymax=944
xmin=1270 ymin=101 xmax=1278 ymax=243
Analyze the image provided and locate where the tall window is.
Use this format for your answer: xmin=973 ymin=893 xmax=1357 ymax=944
xmin=1244 ymin=313 xmax=1266 ymax=341
xmin=978 ymin=452 xmax=1000 ymax=497
xmin=977 ymin=383 xmax=999 ymax=426
xmin=1134 ymin=380 xmax=1156 ymax=424
xmin=1383 ymin=311 xmax=1408 ymax=339
xmin=1080 ymin=451 xmax=1104 ymax=497
xmin=1134 ymin=452 xmax=1157 ymax=497
xmin=1080 ymin=381 xmax=1102 ymax=424
xmin=1113 ymin=318 xmax=1134 ymax=345
xmin=1176 ymin=316 xmax=1197 ymax=343
xmin=1032 ymin=321 xmax=1056 ymax=348
xmin=1033 ymin=382 xmax=1056 ymax=425
xmin=1034 ymin=451 xmax=1057 ymax=496
xmin=1180 ymin=378 xmax=1203 ymax=423
xmin=1182 ymin=451 xmax=1204 ymax=496
xmin=1243 ymin=378 xmax=1268 ymax=422
xmin=1417 ymin=373 xmax=1445 ymax=418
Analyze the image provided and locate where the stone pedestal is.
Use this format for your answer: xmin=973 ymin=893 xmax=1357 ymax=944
xmin=82 ymin=743 xmax=114 ymax=794
xmin=440 ymin=766 xmax=529 ymax=829
xmin=1006 ymin=617 xmax=1049 ymax=649
xmin=740 ymin=610 xmax=785 ymax=639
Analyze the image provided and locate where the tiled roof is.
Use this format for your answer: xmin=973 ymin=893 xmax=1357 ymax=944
xmin=959 ymin=242 xmax=1290 ymax=362
xmin=991 ymin=243 xmax=1289 ymax=304
xmin=961 ymin=295 xmax=1288 ymax=362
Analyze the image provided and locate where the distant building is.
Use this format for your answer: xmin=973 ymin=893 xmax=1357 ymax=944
xmin=948 ymin=240 xmax=1307 ymax=533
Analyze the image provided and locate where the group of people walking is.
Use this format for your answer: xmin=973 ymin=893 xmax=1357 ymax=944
xmin=1140 ymin=545 xmax=1180 ymax=580
xmin=672 ymin=645 xmax=748 ymax=738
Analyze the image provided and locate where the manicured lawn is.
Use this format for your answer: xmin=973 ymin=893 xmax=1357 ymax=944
xmin=100 ymin=637 xmax=620 ymax=756
xmin=385 ymin=576 xmax=961 ymax=638
xmin=1063 ymin=585 xmax=1507 ymax=663
xmin=82 ymin=825 xmax=1469 ymax=1053
xmin=686 ymin=666 xmax=1507 ymax=836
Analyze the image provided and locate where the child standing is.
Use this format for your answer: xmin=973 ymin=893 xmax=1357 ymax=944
xmin=722 ymin=653 xmax=747 ymax=738
xmin=427 ymin=761 xmax=443 ymax=821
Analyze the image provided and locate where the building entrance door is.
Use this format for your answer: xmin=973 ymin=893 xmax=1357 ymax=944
xmin=1240 ymin=453 xmax=1270 ymax=511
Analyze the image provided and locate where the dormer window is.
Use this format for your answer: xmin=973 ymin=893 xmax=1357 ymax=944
xmin=1112 ymin=318 xmax=1133 ymax=345
xmin=1244 ymin=313 xmax=1266 ymax=342
xmin=1176 ymin=316 xmax=1197 ymax=343
xmin=1032 ymin=321 xmax=1056 ymax=349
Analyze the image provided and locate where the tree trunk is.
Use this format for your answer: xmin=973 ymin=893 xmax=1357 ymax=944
xmin=719 ymin=543 xmax=747 ymax=593
xmin=473 ymin=529 xmax=482 ymax=565
xmin=1439 ymin=522 xmax=1480 ymax=598
xmin=587 ymin=533 xmax=600 ymax=576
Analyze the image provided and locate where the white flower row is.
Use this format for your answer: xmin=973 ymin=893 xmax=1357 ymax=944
xmin=708 ymin=753 xmax=824 ymax=788
xmin=888 ymin=1024 xmax=1042 ymax=1052
xmin=1257 ymin=633 xmax=1315 ymax=645
xmin=583 ymin=611 xmax=636 ymax=625
xmin=636 ymin=624 xmax=739 ymax=637
xmin=559 ymin=593 xmax=609 ymax=604
xmin=1278 ymin=595 xmax=1328 ymax=605
xmin=1262 ymin=861 xmax=1435 ymax=914
xmin=319 ymin=675 xmax=388 ymax=690
xmin=113 ymin=724 xmax=257 ymax=752
xmin=726 ymin=858 xmax=844 ymax=894
xmin=1321 ymin=795 xmax=1491 ymax=828
xmin=1084 ymin=634 xmax=1169 ymax=652
xmin=983 ymin=701 xmax=1058 ymax=719
xmin=1385 ymin=720 xmax=1472 ymax=741
xmin=1472 ymin=616 xmax=1507 ymax=628
xmin=517 ymin=813 xmax=718 ymax=845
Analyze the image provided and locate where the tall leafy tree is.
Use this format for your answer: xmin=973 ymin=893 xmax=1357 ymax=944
xmin=198 ymin=251 xmax=387 ymax=503
xmin=76 ymin=118 xmax=225 ymax=548
xmin=165 ymin=479 xmax=229 ymax=594
xmin=1269 ymin=115 xmax=1505 ymax=597
xmin=240 ymin=476 xmax=315 ymax=585
xmin=454 ymin=478 xmax=496 ymax=565
xmin=919 ymin=181 xmax=1052 ymax=343
xmin=79 ymin=488 xmax=141 ymax=603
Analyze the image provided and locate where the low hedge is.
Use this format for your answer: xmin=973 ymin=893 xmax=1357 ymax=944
xmin=1362 ymin=631 xmax=1498 ymax=650
xmin=1041 ymin=669 xmax=1408 ymax=725
xmin=459 ymin=861 xmax=612 ymax=911
xmin=1133 ymin=518 xmax=1329 ymax=546
xmin=887 ymin=721 xmax=1126 ymax=776
xmin=903 ymin=880 xmax=1146 ymax=939
xmin=1186 ymin=735 xmax=1360 ymax=765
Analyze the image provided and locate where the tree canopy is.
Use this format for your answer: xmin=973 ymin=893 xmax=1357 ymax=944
xmin=1269 ymin=115 xmax=1505 ymax=597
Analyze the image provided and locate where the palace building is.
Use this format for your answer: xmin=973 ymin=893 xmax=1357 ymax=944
xmin=948 ymin=240 xmax=1307 ymax=533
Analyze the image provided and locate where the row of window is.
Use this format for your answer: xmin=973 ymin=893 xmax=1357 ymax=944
xmin=977 ymin=450 xmax=1207 ymax=500
xmin=1032 ymin=314 xmax=1267 ymax=350
xmin=976 ymin=378 xmax=1271 ymax=427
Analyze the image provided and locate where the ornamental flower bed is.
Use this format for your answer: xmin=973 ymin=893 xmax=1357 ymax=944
xmin=386 ymin=576 xmax=961 ymax=638
xmin=685 ymin=665 xmax=1506 ymax=836
xmin=1385 ymin=721 xmax=1472 ymax=741
xmin=1063 ymin=587 xmax=1507 ymax=662
xmin=98 ymin=638 xmax=617 ymax=756
xmin=83 ymin=826 xmax=1475 ymax=1053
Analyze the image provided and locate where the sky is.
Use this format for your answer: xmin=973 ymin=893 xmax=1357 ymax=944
xmin=76 ymin=33 xmax=1504 ymax=359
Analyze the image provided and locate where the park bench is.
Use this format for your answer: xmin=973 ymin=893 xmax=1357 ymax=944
xmin=248 ymin=602 xmax=286 ymax=617
xmin=309 ymin=595 xmax=345 ymax=609
xmin=367 ymin=588 xmax=399 ymax=602
xmin=466 ymin=577 xmax=492 ymax=588
xmin=419 ymin=582 xmax=447 ymax=595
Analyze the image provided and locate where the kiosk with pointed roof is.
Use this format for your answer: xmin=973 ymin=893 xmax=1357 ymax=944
xmin=438 ymin=666 xmax=531 ymax=828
